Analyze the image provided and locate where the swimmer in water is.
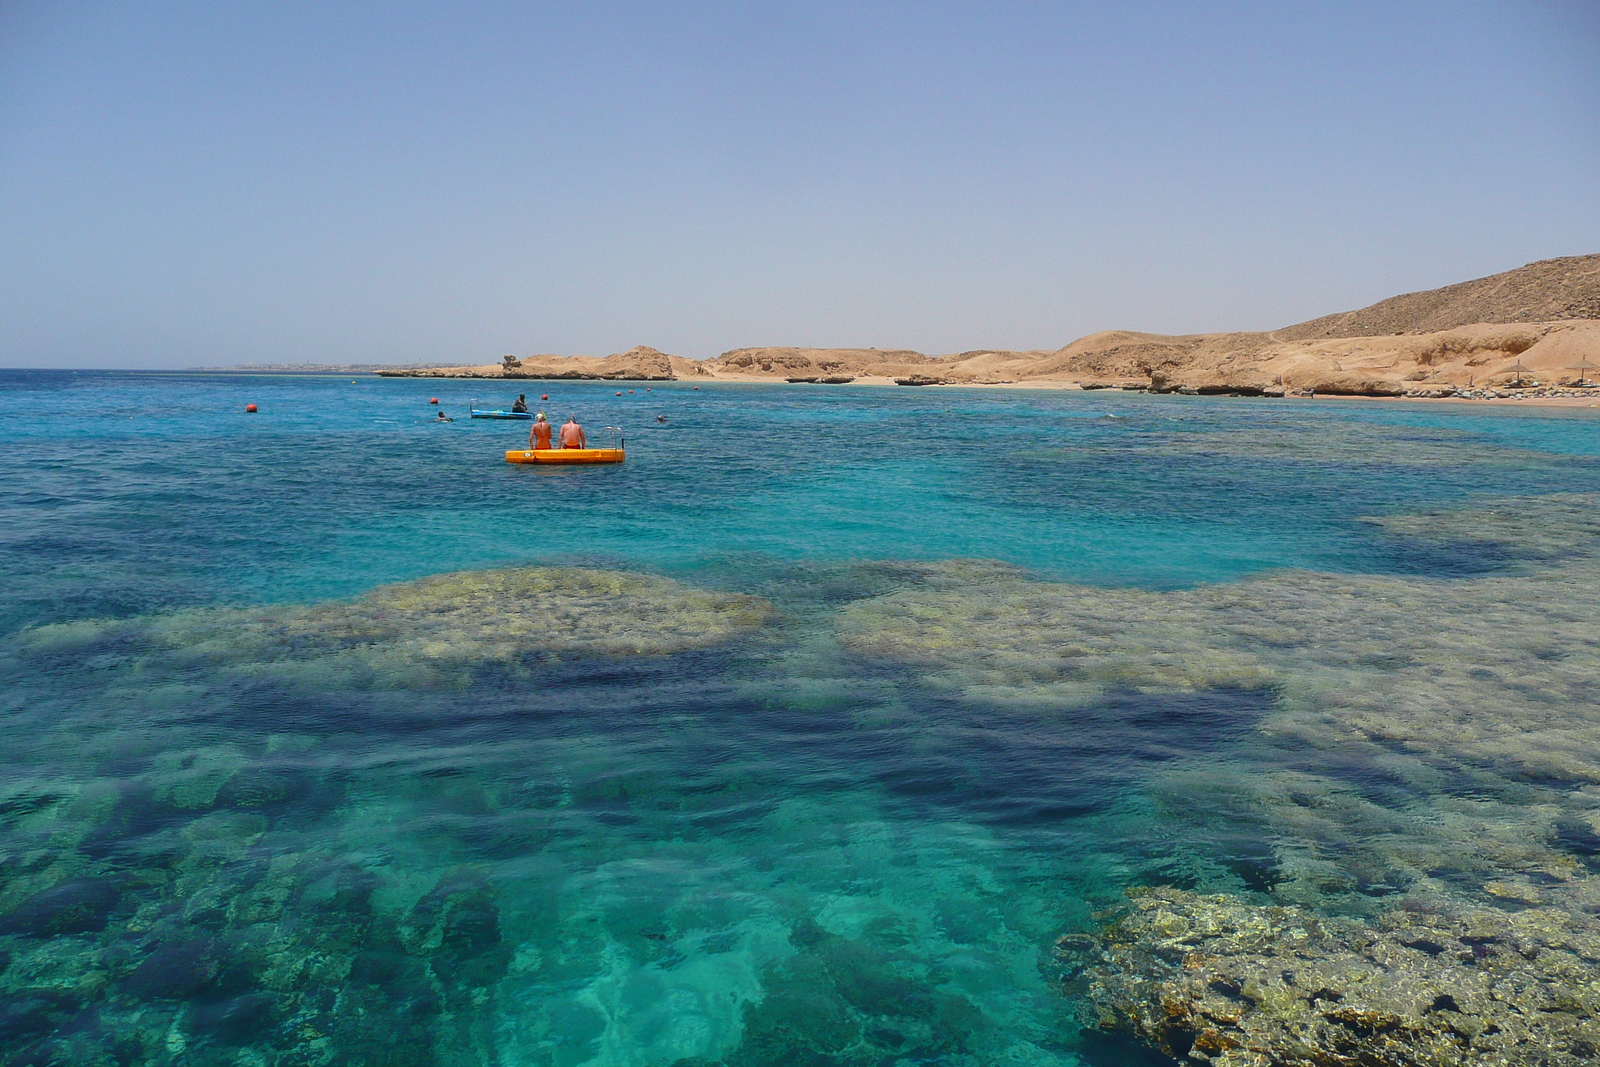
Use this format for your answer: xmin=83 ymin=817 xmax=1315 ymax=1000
xmin=435 ymin=411 xmax=453 ymax=422
xmin=529 ymin=411 xmax=553 ymax=449
xmin=656 ymin=414 xmax=667 ymax=423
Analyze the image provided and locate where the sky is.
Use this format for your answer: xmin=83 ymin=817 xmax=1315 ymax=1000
xmin=1 ymin=1 xmax=1597 ymax=368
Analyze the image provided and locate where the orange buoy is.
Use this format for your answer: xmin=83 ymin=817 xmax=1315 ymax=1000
xmin=615 ymin=391 xmax=622 ymax=396
xmin=429 ymin=397 xmax=439 ymax=405
xmin=245 ymin=403 xmax=258 ymax=413
xmin=628 ymin=389 xmax=634 ymax=393
xmin=693 ymin=386 xmax=700 ymax=390
xmin=540 ymin=394 xmax=548 ymax=400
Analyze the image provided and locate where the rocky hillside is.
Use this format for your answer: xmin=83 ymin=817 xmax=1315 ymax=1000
xmin=1275 ymin=254 xmax=1600 ymax=340
xmin=698 ymin=255 xmax=1600 ymax=396
xmin=384 ymin=255 xmax=1600 ymax=396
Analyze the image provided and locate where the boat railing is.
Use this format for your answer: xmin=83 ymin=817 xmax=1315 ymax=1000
xmin=595 ymin=426 xmax=624 ymax=450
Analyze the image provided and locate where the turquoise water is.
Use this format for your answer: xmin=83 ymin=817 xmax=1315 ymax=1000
xmin=3 ymin=371 xmax=1600 ymax=1065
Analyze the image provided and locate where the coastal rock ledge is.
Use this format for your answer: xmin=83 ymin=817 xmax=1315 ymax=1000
xmin=1065 ymin=887 xmax=1600 ymax=1067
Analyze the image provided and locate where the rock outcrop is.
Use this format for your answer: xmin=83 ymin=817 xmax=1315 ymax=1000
xmin=378 ymin=345 xmax=677 ymax=381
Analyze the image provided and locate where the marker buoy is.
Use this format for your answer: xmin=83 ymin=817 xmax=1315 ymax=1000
xmin=616 ymin=391 xmax=623 ymax=396
xmin=628 ymin=389 xmax=634 ymax=393
xmin=429 ymin=397 xmax=439 ymax=405
xmin=245 ymin=404 xmax=258 ymax=413
xmin=693 ymin=386 xmax=700 ymax=390
xmin=540 ymin=394 xmax=548 ymax=401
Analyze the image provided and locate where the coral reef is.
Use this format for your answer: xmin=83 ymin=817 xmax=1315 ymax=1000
xmin=14 ymin=565 xmax=772 ymax=688
xmin=1067 ymin=886 xmax=1600 ymax=1067
xmin=0 ymin=561 xmax=1094 ymax=1065
xmin=835 ymin=494 xmax=1600 ymax=1063
xmin=7 ymin=489 xmax=1600 ymax=1065
xmin=0 ymin=754 xmax=1088 ymax=1065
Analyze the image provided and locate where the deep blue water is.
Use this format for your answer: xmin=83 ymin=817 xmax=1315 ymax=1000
xmin=2 ymin=370 xmax=1599 ymax=1066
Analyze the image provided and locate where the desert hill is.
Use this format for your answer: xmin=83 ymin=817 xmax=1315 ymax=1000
xmin=382 ymin=256 xmax=1600 ymax=396
xmin=1274 ymin=254 xmax=1600 ymax=341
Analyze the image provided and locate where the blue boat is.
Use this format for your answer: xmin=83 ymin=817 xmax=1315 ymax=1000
xmin=469 ymin=399 xmax=535 ymax=420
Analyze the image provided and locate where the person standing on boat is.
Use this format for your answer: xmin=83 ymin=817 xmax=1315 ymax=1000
xmin=529 ymin=412 xmax=553 ymax=449
xmin=511 ymin=394 xmax=529 ymax=413
xmin=559 ymin=415 xmax=586 ymax=449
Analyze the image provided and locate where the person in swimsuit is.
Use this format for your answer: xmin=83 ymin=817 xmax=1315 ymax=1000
xmin=529 ymin=412 xmax=553 ymax=449
xmin=559 ymin=416 xmax=586 ymax=449
xmin=511 ymin=394 xmax=529 ymax=413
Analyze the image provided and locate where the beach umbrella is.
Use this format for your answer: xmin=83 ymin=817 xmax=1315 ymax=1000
xmin=1567 ymin=356 xmax=1598 ymax=386
xmin=1506 ymin=361 xmax=1533 ymax=387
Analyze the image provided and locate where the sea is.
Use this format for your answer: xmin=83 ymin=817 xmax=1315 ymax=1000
xmin=2 ymin=370 xmax=1599 ymax=1066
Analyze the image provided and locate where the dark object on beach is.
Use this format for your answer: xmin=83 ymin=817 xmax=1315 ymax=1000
xmin=895 ymin=376 xmax=945 ymax=386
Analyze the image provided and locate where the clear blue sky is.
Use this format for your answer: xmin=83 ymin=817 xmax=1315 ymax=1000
xmin=2 ymin=1 xmax=1596 ymax=367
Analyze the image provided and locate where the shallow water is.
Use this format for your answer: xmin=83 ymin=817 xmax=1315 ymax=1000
xmin=2 ymin=371 xmax=1599 ymax=1065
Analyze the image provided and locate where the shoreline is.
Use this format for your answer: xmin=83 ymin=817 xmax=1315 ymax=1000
xmin=35 ymin=365 xmax=1593 ymax=407
xmin=377 ymin=369 xmax=1600 ymax=408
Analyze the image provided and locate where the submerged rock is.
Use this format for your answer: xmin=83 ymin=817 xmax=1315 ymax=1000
xmin=1076 ymin=886 xmax=1600 ymax=1067
xmin=0 ymin=877 xmax=122 ymax=937
xmin=123 ymin=936 xmax=224 ymax=1000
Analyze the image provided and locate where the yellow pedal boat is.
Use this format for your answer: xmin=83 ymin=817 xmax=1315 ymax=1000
xmin=505 ymin=448 xmax=625 ymax=465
